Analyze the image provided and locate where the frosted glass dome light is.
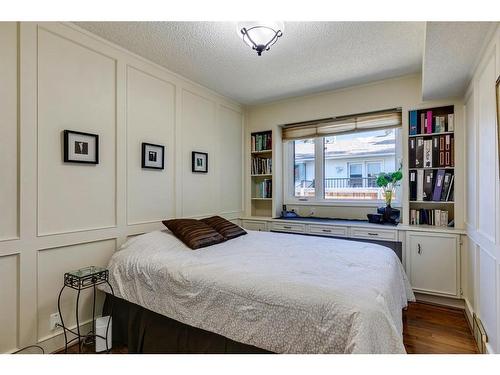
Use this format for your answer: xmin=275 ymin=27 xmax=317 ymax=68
xmin=237 ymin=21 xmax=284 ymax=56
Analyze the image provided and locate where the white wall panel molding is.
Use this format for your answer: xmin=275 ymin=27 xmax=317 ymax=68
xmin=0 ymin=21 xmax=243 ymax=353
xmin=18 ymin=22 xmax=40 ymax=349
xmin=0 ymin=244 xmax=21 ymax=258
xmin=463 ymin=26 xmax=500 ymax=353
xmin=126 ymin=65 xmax=176 ymax=225
xmin=37 ymin=239 xmax=116 ymax=341
xmin=36 ymin=25 xmax=118 ymax=236
xmin=467 ymin=225 xmax=499 ymax=260
xmin=63 ymin=22 xmax=241 ymax=111
xmin=0 ymin=254 xmax=19 ymax=353
xmin=180 ymin=88 xmax=218 ymax=218
xmin=0 ymin=22 xmax=20 ymax=241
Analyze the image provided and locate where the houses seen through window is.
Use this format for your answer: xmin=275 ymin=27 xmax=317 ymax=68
xmin=291 ymin=128 xmax=398 ymax=202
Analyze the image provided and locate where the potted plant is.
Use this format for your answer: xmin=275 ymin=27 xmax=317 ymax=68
xmin=376 ymin=169 xmax=403 ymax=222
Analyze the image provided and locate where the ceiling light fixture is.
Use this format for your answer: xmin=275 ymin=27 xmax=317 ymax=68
xmin=237 ymin=21 xmax=284 ymax=56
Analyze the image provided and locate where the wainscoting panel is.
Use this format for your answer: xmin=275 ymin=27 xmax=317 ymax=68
xmin=0 ymin=21 xmax=243 ymax=353
xmin=479 ymin=247 xmax=498 ymax=351
xmin=0 ymin=254 xmax=19 ymax=352
xmin=476 ymin=53 xmax=497 ymax=243
xmin=37 ymin=27 xmax=117 ymax=236
xmin=463 ymin=26 xmax=500 ymax=353
xmin=126 ymin=66 xmax=176 ymax=225
xmin=180 ymin=89 xmax=218 ymax=218
xmin=37 ymin=239 xmax=116 ymax=341
xmin=464 ymin=92 xmax=476 ymax=230
xmin=0 ymin=22 xmax=19 ymax=241
xmin=218 ymin=105 xmax=244 ymax=216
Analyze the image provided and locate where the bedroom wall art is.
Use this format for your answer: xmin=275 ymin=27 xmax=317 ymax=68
xmin=63 ymin=130 xmax=99 ymax=164
xmin=192 ymin=151 xmax=208 ymax=173
xmin=141 ymin=142 xmax=164 ymax=170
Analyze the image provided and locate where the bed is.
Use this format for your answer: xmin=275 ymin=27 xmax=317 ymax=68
xmin=100 ymin=229 xmax=415 ymax=354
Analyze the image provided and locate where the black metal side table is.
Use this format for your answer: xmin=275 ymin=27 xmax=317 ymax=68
xmin=57 ymin=266 xmax=114 ymax=353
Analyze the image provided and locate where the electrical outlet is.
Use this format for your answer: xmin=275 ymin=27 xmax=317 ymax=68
xmin=49 ymin=313 xmax=61 ymax=331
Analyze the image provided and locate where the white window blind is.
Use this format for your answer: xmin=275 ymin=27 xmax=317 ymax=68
xmin=282 ymin=109 xmax=402 ymax=141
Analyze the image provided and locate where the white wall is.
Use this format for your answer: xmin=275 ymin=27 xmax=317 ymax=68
xmin=463 ymin=24 xmax=500 ymax=354
xmin=0 ymin=22 xmax=243 ymax=353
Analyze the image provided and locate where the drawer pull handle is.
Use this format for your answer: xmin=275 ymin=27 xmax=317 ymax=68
xmin=367 ymin=232 xmax=379 ymax=236
xmin=417 ymin=244 xmax=422 ymax=255
xmin=283 ymin=226 xmax=292 ymax=229
xmin=322 ymin=229 xmax=332 ymax=233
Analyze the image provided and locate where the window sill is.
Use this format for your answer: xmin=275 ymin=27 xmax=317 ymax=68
xmin=284 ymin=199 xmax=402 ymax=208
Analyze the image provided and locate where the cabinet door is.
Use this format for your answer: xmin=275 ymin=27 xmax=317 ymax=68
xmin=241 ymin=220 xmax=268 ymax=232
xmin=408 ymin=232 xmax=459 ymax=297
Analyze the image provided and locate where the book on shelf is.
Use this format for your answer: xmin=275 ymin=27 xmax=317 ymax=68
xmin=256 ymin=179 xmax=272 ymax=199
xmin=450 ymin=136 xmax=454 ymax=167
xmin=409 ymin=170 xmax=417 ymax=201
xmin=432 ymin=169 xmax=446 ymax=201
xmin=412 ymin=135 xmax=454 ymax=168
xmin=446 ymin=175 xmax=455 ymax=201
xmin=251 ymin=132 xmax=272 ymax=152
xmin=410 ymin=208 xmax=449 ymax=227
xmin=415 ymin=137 xmax=424 ymax=168
xmin=445 ymin=134 xmax=452 ymax=167
xmin=426 ymin=110 xmax=433 ymax=134
xmin=409 ymin=110 xmax=418 ymax=136
xmin=409 ymin=138 xmax=416 ymax=168
xmin=251 ymin=156 xmax=272 ymax=175
xmin=409 ymin=169 xmax=454 ymax=202
xmin=423 ymin=169 xmax=434 ymax=201
xmin=440 ymin=173 xmax=453 ymax=201
xmin=448 ymin=114 xmax=454 ymax=131
xmin=423 ymin=139 xmax=432 ymax=168
xmin=409 ymin=108 xmax=454 ymax=136
xmin=432 ymin=136 xmax=439 ymax=167
xmin=416 ymin=169 xmax=424 ymax=201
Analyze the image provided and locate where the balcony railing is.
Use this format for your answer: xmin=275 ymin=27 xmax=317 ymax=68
xmin=295 ymin=177 xmax=378 ymax=189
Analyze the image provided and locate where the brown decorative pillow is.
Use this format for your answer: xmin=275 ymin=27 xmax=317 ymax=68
xmin=162 ymin=219 xmax=225 ymax=250
xmin=200 ymin=216 xmax=247 ymax=240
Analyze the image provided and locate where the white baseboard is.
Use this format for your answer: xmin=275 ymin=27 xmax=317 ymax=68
xmin=38 ymin=320 xmax=93 ymax=354
xmin=463 ymin=298 xmax=474 ymax=330
xmin=486 ymin=342 xmax=494 ymax=354
xmin=414 ymin=292 xmax=465 ymax=309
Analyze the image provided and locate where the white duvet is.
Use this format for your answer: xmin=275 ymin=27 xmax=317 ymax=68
xmin=101 ymin=230 xmax=415 ymax=353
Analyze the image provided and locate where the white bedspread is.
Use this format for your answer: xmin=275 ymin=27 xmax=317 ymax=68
xmin=101 ymin=230 xmax=415 ymax=353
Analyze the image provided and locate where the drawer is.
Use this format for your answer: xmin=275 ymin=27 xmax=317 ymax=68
xmin=350 ymin=227 xmax=397 ymax=241
xmin=241 ymin=220 xmax=268 ymax=232
xmin=270 ymin=222 xmax=306 ymax=233
xmin=308 ymin=224 xmax=348 ymax=237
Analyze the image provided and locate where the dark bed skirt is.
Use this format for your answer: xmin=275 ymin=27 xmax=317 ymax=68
xmin=103 ymin=294 xmax=271 ymax=354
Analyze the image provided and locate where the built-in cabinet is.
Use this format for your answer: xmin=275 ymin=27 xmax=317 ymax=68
xmin=241 ymin=219 xmax=268 ymax=232
xmin=406 ymin=231 xmax=460 ymax=298
xmin=240 ymin=217 xmax=463 ymax=300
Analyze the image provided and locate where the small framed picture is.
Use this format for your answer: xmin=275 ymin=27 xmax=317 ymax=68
xmin=63 ymin=130 xmax=99 ymax=164
xmin=142 ymin=143 xmax=165 ymax=170
xmin=192 ymin=151 xmax=208 ymax=173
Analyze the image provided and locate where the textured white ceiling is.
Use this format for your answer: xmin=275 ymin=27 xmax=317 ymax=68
xmin=422 ymin=22 xmax=496 ymax=100
xmin=76 ymin=22 xmax=425 ymax=105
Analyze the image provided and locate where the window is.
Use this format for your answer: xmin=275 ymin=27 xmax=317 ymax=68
xmin=286 ymin=128 xmax=401 ymax=204
xmin=366 ymin=161 xmax=382 ymax=187
xmin=293 ymin=139 xmax=315 ymax=197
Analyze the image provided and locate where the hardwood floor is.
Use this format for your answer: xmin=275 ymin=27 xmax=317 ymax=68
xmin=58 ymin=302 xmax=478 ymax=354
xmin=403 ymin=302 xmax=478 ymax=354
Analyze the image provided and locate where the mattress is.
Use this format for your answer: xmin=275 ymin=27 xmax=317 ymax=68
xmin=100 ymin=229 xmax=415 ymax=353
